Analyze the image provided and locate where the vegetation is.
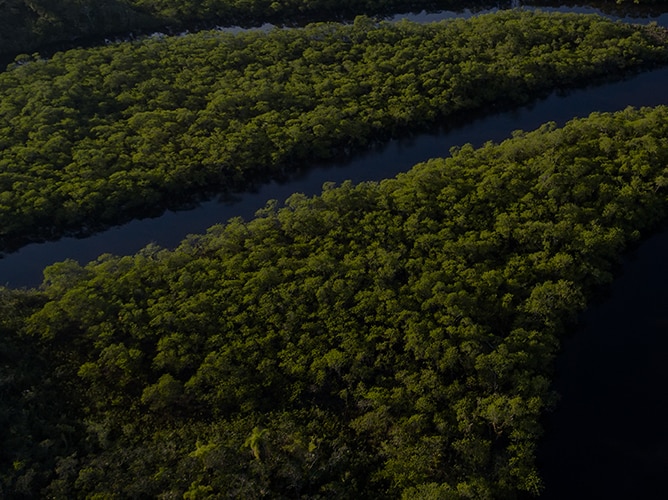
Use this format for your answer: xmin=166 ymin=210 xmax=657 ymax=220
xmin=3 ymin=4 xmax=668 ymax=498
xmin=2 ymin=105 xmax=668 ymax=497
xmin=3 ymin=0 xmax=667 ymax=59
xmin=0 ymin=0 xmax=504 ymax=59
xmin=1 ymin=11 xmax=667 ymax=252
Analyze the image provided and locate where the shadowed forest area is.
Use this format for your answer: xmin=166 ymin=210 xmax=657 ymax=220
xmin=4 ymin=105 xmax=668 ymax=497
xmin=2 ymin=0 xmax=668 ymax=59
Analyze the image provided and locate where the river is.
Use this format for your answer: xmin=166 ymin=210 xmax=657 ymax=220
xmin=2 ymin=48 xmax=668 ymax=289
xmin=2 ymin=4 xmax=668 ymax=497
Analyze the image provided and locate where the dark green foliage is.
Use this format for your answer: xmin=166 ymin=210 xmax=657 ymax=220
xmin=0 ymin=1 xmax=516 ymax=59
xmin=3 ymin=106 xmax=668 ymax=497
xmin=1 ymin=11 xmax=667 ymax=251
xmin=0 ymin=0 xmax=155 ymax=58
xmin=2 ymin=0 xmax=666 ymax=59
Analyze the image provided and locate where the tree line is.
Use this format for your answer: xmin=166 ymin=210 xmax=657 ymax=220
xmin=0 ymin=0 xmax=502 ymax=59
xmin=2 ymin=105 xmax=668 ymax=498
xmin=3 ymin=0 xmax=666 ymax=61
xmin=1 ymin=11 xmax=667 ymax=252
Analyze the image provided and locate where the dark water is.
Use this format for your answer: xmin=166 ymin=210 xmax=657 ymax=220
xmin=538 ymin=225 xmax=668 ymax=499
xmin=2 ymin=4 xmax=668 ymax=498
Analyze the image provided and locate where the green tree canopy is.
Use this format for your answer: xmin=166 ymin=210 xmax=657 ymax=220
xmin=1 ymin=11 xmax=667 ymax=252
xmin=3 ymin=105 xmax=668 ymax=497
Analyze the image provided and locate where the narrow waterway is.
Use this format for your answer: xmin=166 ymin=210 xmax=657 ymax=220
xmin=2 ymin=64 xmax=668 ymax=288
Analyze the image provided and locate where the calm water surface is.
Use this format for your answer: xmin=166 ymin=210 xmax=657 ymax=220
xmin=538 ymin=224 xmax=668 ymax=498
xmin=3 ymin=65 xmax=668 ymax=288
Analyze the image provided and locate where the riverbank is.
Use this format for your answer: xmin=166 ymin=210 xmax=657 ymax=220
xmin=2 ymin=11 xmax=667 ymax=257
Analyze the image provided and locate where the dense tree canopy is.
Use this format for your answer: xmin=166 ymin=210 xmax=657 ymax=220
xmin=2 ymin=105 xmax=668 ymax=498
xmin=1 ymin=11 xmax=667 ymax=252
xmin=3 ymin=4 xmax=668 ymax=498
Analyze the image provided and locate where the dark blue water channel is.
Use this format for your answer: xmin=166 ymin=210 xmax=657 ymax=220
xmin=537 ymin=224 xmax=668 ymax=498
xmin=2 ymin=65 xmax=668 ymax=288
xmin=2 ymin=5 xmax=668 ymax=497
xmin=2 ymin=4 xmax=668 ymax=289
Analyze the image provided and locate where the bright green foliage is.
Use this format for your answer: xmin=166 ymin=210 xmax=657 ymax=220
xmin=3 ymin=105 xmax=668 ymax=497
xmin=1 ymin=11 xmax=667 ymax=251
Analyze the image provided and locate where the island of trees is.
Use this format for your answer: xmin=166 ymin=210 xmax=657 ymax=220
xmin=2 ymin=4 xmax=668 ymax=499
xmin=1 ymin=11 xmax=667 ymax=252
